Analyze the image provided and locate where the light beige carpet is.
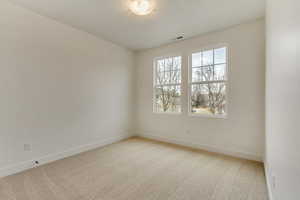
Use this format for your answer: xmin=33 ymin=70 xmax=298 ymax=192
xmin=0 ymin=137 xmax=268 ymax=200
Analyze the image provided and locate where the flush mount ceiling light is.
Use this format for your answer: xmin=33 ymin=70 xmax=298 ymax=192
xmin=129 ymin=0 xmax=154 ymax=16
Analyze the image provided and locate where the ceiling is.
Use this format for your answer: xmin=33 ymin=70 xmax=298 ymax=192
xmin=9 ymin=0 xmax=265 ymax=50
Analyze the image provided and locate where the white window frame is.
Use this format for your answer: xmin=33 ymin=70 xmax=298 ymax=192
xmin=188 ymin=44 xmax=229 ymax=119
xmin=153 ymin=55 xmax=183 ymax=114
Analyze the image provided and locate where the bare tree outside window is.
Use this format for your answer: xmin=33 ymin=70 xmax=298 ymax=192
xmin=190 ymin=47 xmax=227 ymax=116
xmin=154 ymin=56 xmax=181 ymax=113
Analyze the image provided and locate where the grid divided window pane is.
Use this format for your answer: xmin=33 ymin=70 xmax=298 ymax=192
xmin=190 ymin=47 xmax=227 ymax=116
xmin=154 ymin=56 xmax=181 ymax=113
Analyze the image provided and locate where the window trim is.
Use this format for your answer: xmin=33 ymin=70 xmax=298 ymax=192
xmin=153 ymin=54 xmax=183 ymax=114
xmin=188 ymin=44 xmax=229 ymax=119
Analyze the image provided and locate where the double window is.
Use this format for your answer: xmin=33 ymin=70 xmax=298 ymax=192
xmin=153 ymin=45 xmax=228 ymax=117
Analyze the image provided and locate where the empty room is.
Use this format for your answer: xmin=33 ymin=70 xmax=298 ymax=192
xmin=0 ymin=0 xmax=299 ymax=199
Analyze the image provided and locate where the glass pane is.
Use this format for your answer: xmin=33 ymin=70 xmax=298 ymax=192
xmin=173 ymin=56 xmax=181 ymax=70
xmin=201 ymin=66 xmax=214 ymax=81
xmin=155 ymin=85 xmax=181 ymax=113
xmin=191 ymin=83 xmax=226 ymax=115
xmin=214 ymin=64 xmax=226 ymax=81
xmin=170 ymin=70 xmax=181 ymax=84
xmin=156 ymin=56 xmax=181 ymax=85
xmin=214 ymin=47 xmax=226 ymax=64
xmin=192 ymin=66 xmax=214 ymax=82
xmin=156 ymin=70 xmax=181 ymax=85
xmin=192 ymin=68 xmax=202 ymax=82
xmin=165 ymin=58 xmax=173 ymax=71
xmin=202 ymin=50 xmax=213 ymax=66
xmin=157 ymin=59 xmax=165 ymax=72
xmin=192 ymin=52 xmax=202 ymax=67
xmin=156 ymin=71 xmax=168 ymax=85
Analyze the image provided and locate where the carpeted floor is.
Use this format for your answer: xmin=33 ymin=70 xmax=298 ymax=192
xmin=0 ymin=137 xmax=268 ymax=200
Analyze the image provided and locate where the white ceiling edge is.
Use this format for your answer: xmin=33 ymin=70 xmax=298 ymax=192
xmin=6 ymin=0 xmax=133 ymax=51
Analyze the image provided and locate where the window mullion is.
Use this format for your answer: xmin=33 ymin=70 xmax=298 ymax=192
xmin=155 ymin=83 xmax=181 ymax=87
xmin=190 ymin=80 xmax=226 ymax=85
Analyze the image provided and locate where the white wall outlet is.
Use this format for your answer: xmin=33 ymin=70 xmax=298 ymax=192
xmin=33 ymin=160 xmax=40 ymax=166
xmin=24 ymin=144 xmax=31 ymax=151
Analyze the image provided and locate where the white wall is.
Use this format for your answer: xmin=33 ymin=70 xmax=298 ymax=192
xmin=135 ymin=19 xmax=265 ymax=161
xmin=265 ymin=0 xmax=300 ymax=199
xmin=0 ymin=0 xmax=134 ymax=175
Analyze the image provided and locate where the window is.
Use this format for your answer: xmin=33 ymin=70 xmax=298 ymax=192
xmin=189 ymin=47 xmax=227 ymax=117
xmin=153 ymin=56 xmax=182 ymax=113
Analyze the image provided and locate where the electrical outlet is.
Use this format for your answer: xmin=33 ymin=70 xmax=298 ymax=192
xmin=24 ymin=144 xmax=31 ymax=151
xmin=33 ymin=160 xmax=40 ymax=166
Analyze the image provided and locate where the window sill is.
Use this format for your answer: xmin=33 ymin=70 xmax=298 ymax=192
xmin=188 ymin=113 xmax=228 ymax=119
xmin=153 ymin=112 xmax=182 ymax=115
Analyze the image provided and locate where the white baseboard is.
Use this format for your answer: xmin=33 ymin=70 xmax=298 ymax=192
xmin=138 ymin=133 xmax=262 ymax=162
xmin=264 ymin=162 xmax=275 ymax=200
xmin=0 ymin=134 xmax=132 ymax=178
